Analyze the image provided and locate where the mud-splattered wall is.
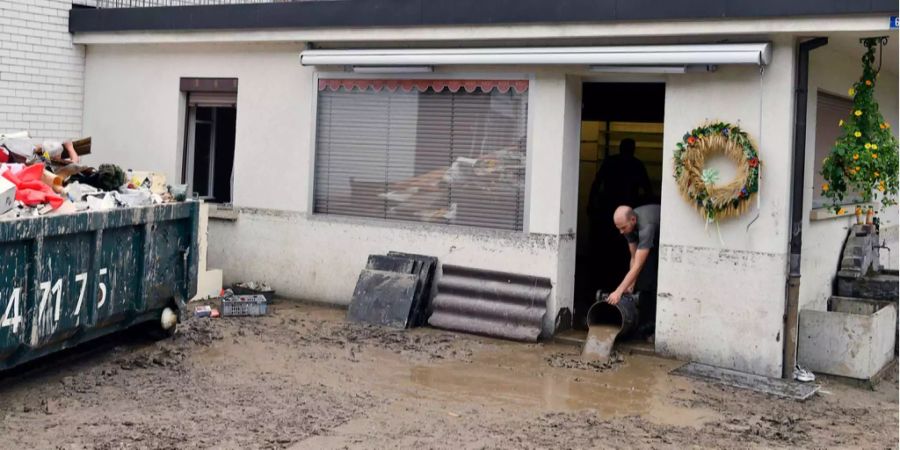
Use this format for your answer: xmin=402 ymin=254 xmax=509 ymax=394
xmin=656 ymin=36 xmax=797 ymax=378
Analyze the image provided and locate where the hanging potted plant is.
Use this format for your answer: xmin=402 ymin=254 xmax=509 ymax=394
xmin=820 ymin=38 xmax=899 ymax=213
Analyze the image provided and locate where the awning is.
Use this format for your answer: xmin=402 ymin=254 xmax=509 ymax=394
xmin=317 ymin=79 xmax=529 ymax=93
xmin=300 ymin=43 xmax=772 ymax=67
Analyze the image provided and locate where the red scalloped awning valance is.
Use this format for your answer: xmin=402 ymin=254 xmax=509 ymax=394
xmin=317 ymin=79 xmax=529 ymax=94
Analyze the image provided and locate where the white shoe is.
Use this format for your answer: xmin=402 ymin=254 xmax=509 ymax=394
xmin=793 ymin=365 xmax=815 ymax=382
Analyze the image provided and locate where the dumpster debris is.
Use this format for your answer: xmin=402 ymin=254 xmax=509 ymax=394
xmin=1 ymin=130 xmax=194 ymax=220
xmin=0 ymin=131 xmax=82 ymax=165
xmin=127 ymin=170 xmax=167 ymax=195
xmin=1 ymin=163 xmax=65 ymax=209
xmin=0 ymin=175 xmax=15 ymax=214
xmin=66 ymin=163 xmax=125 ymax=192
xmin=63 ymin=181 xmax=100 ymax=201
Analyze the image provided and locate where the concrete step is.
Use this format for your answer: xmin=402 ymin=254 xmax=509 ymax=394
xmin=837 ymin=272 xmax=899 ymax=301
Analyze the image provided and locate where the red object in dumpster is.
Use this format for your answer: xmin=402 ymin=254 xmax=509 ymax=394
xmin=1 ymin=163 xmax=63 ymax=209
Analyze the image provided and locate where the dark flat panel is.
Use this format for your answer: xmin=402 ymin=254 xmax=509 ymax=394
xmin=180 ymin=78 xmax=238 ymax=93
xmin=582 ymin=83 xmax=665 ymax=123
xmin=422 ymin=0 xmax=617 ymax=25
xmin=615 ymin=0 xmax=725 ymax=21
xmin=70 ymin=0 xmax=900 ymax=33
xmin=347 ymin=269 xmax=419 ymax=329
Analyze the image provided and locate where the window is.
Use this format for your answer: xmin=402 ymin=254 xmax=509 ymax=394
xmin=313 ymin=79 xmax=529 ymax=231
xmin=181 ymin=78 xmax=237 ymax=203
xmin=814 ymin=91 xmax=858 ymax=208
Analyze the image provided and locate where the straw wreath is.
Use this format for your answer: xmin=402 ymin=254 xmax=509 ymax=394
xmin=673 ymin=122 xmax=761 ymax=222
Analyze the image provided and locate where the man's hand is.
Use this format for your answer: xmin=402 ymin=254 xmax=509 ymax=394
xmin=608 ymin=289 xmax=624 ymax=305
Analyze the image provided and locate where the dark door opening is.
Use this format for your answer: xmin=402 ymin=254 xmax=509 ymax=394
xmin=573 ymin=82 xmax=665 ymax=329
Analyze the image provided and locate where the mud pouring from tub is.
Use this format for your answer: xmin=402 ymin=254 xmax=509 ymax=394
xmin=582 ymin=292 xmax=640 ymax=362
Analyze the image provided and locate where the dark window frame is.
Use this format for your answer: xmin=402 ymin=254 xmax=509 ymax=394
xmin=180 ymin=77 xmax=238 ymax=204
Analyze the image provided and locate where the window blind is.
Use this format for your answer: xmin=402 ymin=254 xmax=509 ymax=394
xmin=188 ymin=92 xmax=237 ymax=107
xmin=314 ymin=80 xmax=528 ymax=231
xmin=814 ymin=92 xmax=857 ymax=208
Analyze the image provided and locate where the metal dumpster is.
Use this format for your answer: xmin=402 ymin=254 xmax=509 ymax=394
xmin=1 ymin=202 xmax=199 ymax=371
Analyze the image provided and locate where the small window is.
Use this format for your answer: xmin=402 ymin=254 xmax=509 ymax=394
xmin=181 ymin=78 xmax=237 ymax=203
xmin=313 ymin=79 xmax=529 ymax=231
xmin=813 ymin=91 xmax=859 ymax=208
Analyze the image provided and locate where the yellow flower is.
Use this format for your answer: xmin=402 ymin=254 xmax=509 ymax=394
xmin=853 ymin=153 xmax=859 ymax=160
xmin=865 ymin=143 xmax=872 ymax=149
xmin=839 ymin=120 xmax=845 ymax=127
xmin=822 ymin=183 xmax=829 ymax=192
xmin=854 ymin=110 xmax=863 ymax=117
xmin=837 ymin=208 xmax=846 ymax=215
xmin=875 ymin=171 xmax=880 ymax=178
xmin=880 ymin=123 xmax=886 ymax=129
xmin=872 ymin=144 xmax=878 ymax=150
xmin=872 ymin=153 xmax=877 ymax=159
xmin=855 ymin=166 xmax=861 ymax=172
xmin=865 ymin=80 xmax=872 ymax=86
xmin=854 ymin=131 xmax=862 ymax=138
xmin=848 ymin=88 xmax=855 ymax=96
xmin=878 ymin=183 xmax=886 ymax=192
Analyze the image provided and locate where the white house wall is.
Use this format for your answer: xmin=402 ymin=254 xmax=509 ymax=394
xmin=82 ymin=44 xmax=581 ymax=335
xmin=83 ymin=42 xmax=312 ymax=213
xmin=656 ymin=36 xmax=797 ymax=378
xmin=800 ymin=43 xmax=900 ymax=312
xmin=80 ymin=32 xmax=894 ymax=374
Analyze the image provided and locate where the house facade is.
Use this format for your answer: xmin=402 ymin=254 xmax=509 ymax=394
xmin=61 ymin=1 xmax=900 ymax=378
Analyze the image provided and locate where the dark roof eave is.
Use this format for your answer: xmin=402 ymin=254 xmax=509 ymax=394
xmin=69 ymin=0 xmax=899 ymax=34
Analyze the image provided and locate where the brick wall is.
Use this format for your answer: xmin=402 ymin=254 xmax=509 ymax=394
xmin=0 ymin=0 xmax=84 ymax=140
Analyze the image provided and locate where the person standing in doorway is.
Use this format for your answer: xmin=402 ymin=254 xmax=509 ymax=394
xmin=587 ymin=138 xmax=653 ymax=215
xmin=608 ymin=204 xmax=660 ymax=339
xmin=586 ymin=138 xmax=654 ymax=295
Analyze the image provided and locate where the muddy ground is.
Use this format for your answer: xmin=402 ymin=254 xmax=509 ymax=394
xmin=0 ymin=301 xmax=897 ymax=449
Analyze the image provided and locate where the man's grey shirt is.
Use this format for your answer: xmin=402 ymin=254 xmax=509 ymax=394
xmin=625 ymin=204 xmax=661 ymax=250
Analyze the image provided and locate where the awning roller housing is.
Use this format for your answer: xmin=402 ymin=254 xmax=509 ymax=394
xmin=300 ymin=43 xmax=772 ymax=67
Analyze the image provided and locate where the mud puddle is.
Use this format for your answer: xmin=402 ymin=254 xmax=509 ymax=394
xmin=403 ymin=343 xmax=719 ymax=427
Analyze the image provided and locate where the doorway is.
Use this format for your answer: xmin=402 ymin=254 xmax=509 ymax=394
xmin=573 ymin=82 xmax=665 ymax=329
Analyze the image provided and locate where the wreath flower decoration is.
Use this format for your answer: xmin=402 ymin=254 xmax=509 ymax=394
xmin=673 ymin=122 xmax=761 ymax=223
